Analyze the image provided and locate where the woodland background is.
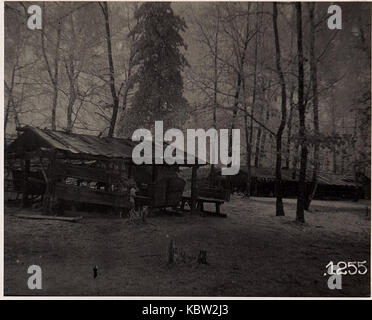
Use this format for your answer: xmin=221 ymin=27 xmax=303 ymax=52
xmin=4 ymin=2 xmax=371 ymax=218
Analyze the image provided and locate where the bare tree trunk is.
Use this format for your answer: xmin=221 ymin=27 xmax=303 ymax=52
xmin=52 ymin=26 xmax=61 ymax=131
xmin=286 ymin=87 xmax=295 ymax=168
xmin=4 ymin=100 xmax=11 ymax=135
xmin=331 ymin=102 xmax=337 ymax=174
xmin=66 ymin=90 xmax=75 ymax=133
xmin=4 ymin=63 xmax=17 ymax=135
xmin=230 ymin=75 xmax=243 ymax=144
xmin=243 ymin=77 xmax=252 ymax=196
xmin=64 ymin=13 xmax=78 ymax=134
xmin=305 ymin=3 xmax=319 ymax=210
xmin=245 ymin=7 xmax=259 ymax=197
xmin=100 ymin=2 xmax=119 ymax=138
xmin=65 ymin=68 xmax=76 ymax=133
xmin=64 ymin=52 xmax=76 ymax=133
xmin=295 ymin=2 xmax=307 ymax=223
xmin=115 ymin=16 xmax=138 ymax=137
xmin=273 ymin=3 xmax=287 ymax=216
xmin=41 ymin=13 xmax=61 ymax=131
xmin=4 ymin=92 xmax=20 ymax=140
xmin=117 ymin=73 xmax=132 ymax=134
xmin=212 ymin=6 xmax=220 ymax=131
xmin=229 ymin=4 xmax=251 ymax=152
xmin=254 ymin=126 xmax=262 ymax=167
xmin=257 ymin=104 xmax=270 ymax=167
xmin=340 ymin=116 xmax=345 ymax=174
xmin=209 ymin=6 xmax=220 ymax=187
xmin=292 ymin=140 xmax=300 ymax=179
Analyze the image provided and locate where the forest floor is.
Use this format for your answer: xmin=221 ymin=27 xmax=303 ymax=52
xmin=4 ymin=196 xmax=371 ymax=297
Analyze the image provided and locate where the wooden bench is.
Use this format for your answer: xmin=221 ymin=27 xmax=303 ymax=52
xmin=180 ymin=192 xmax=227 ymax=218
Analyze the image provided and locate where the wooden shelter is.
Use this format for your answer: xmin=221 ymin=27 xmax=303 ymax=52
xmin=5 ymin=126 xmax=205 ymax=214
xmin=228 ymin=166 xmax=365 ymax=200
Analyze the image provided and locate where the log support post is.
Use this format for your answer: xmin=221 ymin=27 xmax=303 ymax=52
xmin=22 ymin=158 xmax=30 ymax=208
xmin=43 ymin=152 xmax=56 ymax=214
xmin=191 ymin=166 xmax=198 ymax=213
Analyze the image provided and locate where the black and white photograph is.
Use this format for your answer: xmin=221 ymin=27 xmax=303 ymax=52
xmin=3 ymin=1 xmax=371 ymax=298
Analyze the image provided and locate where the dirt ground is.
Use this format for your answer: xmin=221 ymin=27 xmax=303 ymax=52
xmin=4 ymin=196 xmax=371 ymax=297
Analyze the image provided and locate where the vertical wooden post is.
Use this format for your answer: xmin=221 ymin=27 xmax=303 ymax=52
xmin=107 ymin=161 xmax=112 ymax=191
xmin=191 ymin=166 xmax=198 ymax=213
xmin=42 ymin=157 xmax=50 ymax=214
xmin=22 ymin=158 xmax=30 ymax=208
xmin=43 ymin=151 xmax=57 ymax=214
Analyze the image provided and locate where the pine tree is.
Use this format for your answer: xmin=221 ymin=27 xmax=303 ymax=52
xmin=128 ymin=2 xmax=189 ymax=131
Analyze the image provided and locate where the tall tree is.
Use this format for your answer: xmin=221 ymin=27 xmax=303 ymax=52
xmin=245 ymin=4 xmax=261 ymax=197
xmin=305 ymin=2 xmax=320 ymax=210
xmin=286 ymin=86 xmax=295 ymax=169
xmin=192 ymin=4 xmax=221 ymax=185
xmin=115 ymin=4 xmax=138 ymax=137
xmin=40 ymin=3 xmax=62 ymax=131
xmin=295 ymin=2 xmax=307 ymax=223
xmin=228 ymin=3 xmax=252 ymax=157
xmin=99 ymin=2 xmax=120 ymax=137
xmin=4 ymin=18 xmax=24 ymax=136
xmin=272 ymin=3 xmax=287 ymax=216
xmin=63 ymin=12 xmax=78 ymax=133
xmin=129 ymin=2 xmax=188 ymax=130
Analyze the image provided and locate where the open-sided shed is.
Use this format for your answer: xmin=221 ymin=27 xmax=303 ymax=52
xmin=229 ymin=166 xmax=365 ymax=200
xmin=5 ymin=126 xmax=204 ymax=214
